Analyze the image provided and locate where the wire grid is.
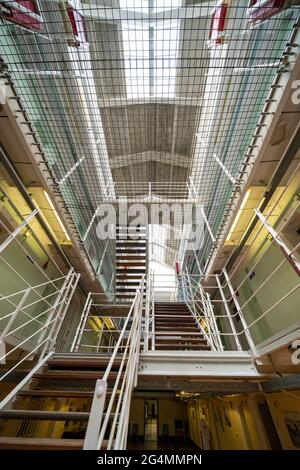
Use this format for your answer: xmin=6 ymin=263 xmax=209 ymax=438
xmin=0 ymin=0 xmax=299 ymax=270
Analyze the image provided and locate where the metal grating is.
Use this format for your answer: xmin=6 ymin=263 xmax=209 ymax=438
xmin=0 ymin=0 xmax=299 ymax=270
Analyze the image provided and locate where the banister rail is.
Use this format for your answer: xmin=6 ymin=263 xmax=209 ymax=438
xmin=83 ymin=275 xmax=146 ymax=450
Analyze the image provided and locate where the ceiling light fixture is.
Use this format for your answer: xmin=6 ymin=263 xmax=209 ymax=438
xmin=226 ymin=189 xmax=251 ymax=242
xmin=44 ymin=190 xmax=71 ymax=241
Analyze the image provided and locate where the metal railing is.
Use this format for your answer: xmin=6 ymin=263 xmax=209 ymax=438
xmin=83 ymin=276 xmax=145 ymax=450
xmin=0 ymin=268 xmax=80 ymax=381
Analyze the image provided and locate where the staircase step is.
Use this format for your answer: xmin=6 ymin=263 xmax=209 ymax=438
xmin=116 ymin=268 xmax=146 ymax=276
xmin=116 ymin=264 xmax=146 ymax=269
xmin=155 ymin=344 xmax=210 ymax=350
xmin=116 ymin=249 xmax=146 ymax=253
xmin=155 ymin=304 xmax=187 ymax=307
xmin=46 ymin=356 xmax=123 ymax=368
xmin=33 ymin=371 xmax=120 ymax=380
xmin=155 ymin=318 xmax=197 ymax=328
xmin=116 ymin=270 xmax=142 ymax=284
xmin=17 ymin=390 xmax=94 ymax=398
xmin=0 ymin=437 xmax=86 ymax=450
xmin=0 ymin=410 xmax=90 ymax=421
xmin=155 ymin=325 xmax=198 ymax=330
xmin=155 ymin=308 xmax=190 ymax=312
xmin=117 ymin=255 xmax=146 ymax=258
xmin=115 ymin=287 xmax=138 ymax=293
xmin=155 ymin=337 xmax=207 ymax=343
xmin=155 ymin=331 xmax=204 ymax=337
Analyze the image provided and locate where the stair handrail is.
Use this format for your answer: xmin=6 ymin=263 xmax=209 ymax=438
xmin=181 ymin=271 xmax=220 ymax=351
xmin=83 ymin=275 xmax=146 ymax=450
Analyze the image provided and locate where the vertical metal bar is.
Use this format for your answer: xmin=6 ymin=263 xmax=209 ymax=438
xmin=70 ymin=292 xmax=92 ymax=352
xmin=200 ymin=208 xmax=216 ymax=243
xmin=151 ymin=270 xmax=155 ymax=351
xmin=39 ymin=269 xmax=75 ymax=358
xmin=96 ymin=239 xmax=109 ymax=276
xmin=96 ymin=323 xmax=104 ymax=353
xmin=216 ymin=275 xmax=242 ymax=351
xmin=83 ymin=379 xmax=107 ymax=450
xmin=194 ymin=280 xmax=217 ymax=349
xmin=0 ymin=287 xmax=31 ymax=339
xmin=49 ymin=272 xmax=80 ymax=352
xmin=37 ymin=271 xmax=72 ymax=355
xmin=205 ymin=292 xmax=224 ymax=351
xmin=144 ymin=271 xmax=150 ymax=352
xmin=201 ymin=291 xmax=217 ymax=351
xmin=223 ymin=269 xmax=258 ymax=356
xmin=183 ymin=272 xmax=214 ymax=350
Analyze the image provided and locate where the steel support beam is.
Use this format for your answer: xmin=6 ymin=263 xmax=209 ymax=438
xmin=138 ymin=351 xmax=262 ymax=378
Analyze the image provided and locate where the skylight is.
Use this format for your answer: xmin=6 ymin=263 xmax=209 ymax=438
xmin=122 ymin=18 xmax=180 ymax=98
xmin=119 ymin=1 xmax=182 ymax=13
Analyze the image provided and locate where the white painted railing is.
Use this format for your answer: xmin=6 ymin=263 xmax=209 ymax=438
xmin=83 ymin=276 xmax=145 ymax=450
xmin=0 ymin=268 xmax=80 ymax=381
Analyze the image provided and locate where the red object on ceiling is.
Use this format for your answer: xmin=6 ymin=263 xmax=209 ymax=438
xmin=0 ymin=1 xmax=43 ymax=31
xmin=175 ymin=262 xmax=180 ymax=275
xmin=67 ymin=5 xmax=87 ymax=44
xmin=248 ymin=0 xmax=285 ymax=23
xmin=209 ymin=3 xmax=228 ymax=44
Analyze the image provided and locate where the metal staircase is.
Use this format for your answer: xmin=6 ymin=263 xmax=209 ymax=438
xmin=154 ymin=303 xmax=210 ymax=351
xmin=0 ymin=277 xmax=145 ymax=450
xmin=0 ymin=354 xmax=113 ymax=449
xmin=115 ymin=225 xmax=147 ymax=303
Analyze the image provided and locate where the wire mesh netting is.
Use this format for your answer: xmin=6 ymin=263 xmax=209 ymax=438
xmin=0 ymin=0 xmax=299 ymax=273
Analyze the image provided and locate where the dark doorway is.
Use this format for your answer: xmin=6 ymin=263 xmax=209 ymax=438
xmin=258 ymin=402 xmax=282 ymax=450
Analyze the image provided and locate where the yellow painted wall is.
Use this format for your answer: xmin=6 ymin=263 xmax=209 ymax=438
xmin=186 ymin=392 xmax=295 ymax=450
xmin=265 ymin=390 xmax=300 ymax=450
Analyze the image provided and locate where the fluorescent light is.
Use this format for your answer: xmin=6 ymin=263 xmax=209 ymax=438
xmin=226 ymin=189 xmax=251 ymax=242
xmin=44 ymin=190 xmax=71 ymax=241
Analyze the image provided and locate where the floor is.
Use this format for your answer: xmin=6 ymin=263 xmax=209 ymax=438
xmin=127 ymin=439 xmax=200 ymax=450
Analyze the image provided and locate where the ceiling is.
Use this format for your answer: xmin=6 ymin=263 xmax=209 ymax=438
xmin=0 ymin=0 xmax=299 ymax=270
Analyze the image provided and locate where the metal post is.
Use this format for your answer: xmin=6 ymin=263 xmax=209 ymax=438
xmin=37 ymin=272 xmax=71 ymax=351
xmin=195 ymin=282 xmax=218 ymax=350
xmin=184 ymin=272 xmax=214 ymax=350
xmin=202 ymin=292 xmax=218 ymax=351
xmin=144 ymin=271 xmax=151 ymax=352
xmin=201 ymin=208 xmax=216 ymax=243
xmin=83 ymin=379 xmax=107 ymax=450
xmin=48 ymin=272 xmax=80 ymax=352
xmin=70 ymin=292 xmax=92 ymax=352
xmin=216 ymin=275 xmax=242 ymax=351
xmin=96 ymin=240 xmax=109 ymax=276
xmin=223 ymin=269 xmax=258 ymax=356
xmin=151 ymin=270 xmax=155 ymax=351
xmin=205 ymin=292 xmax=224 ymax=351
xmin=39 ymin=269 xmax=76 ymax=358
xmin=0 ymin=287 xmax=31 ymax=339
